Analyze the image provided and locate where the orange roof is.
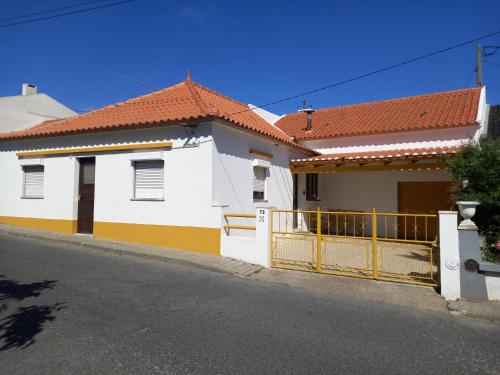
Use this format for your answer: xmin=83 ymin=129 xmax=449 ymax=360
xmin=0 ymin=77 xmax=311 ymax=152
xmin=276 ymin=87 xmax=481 ymax=140
xmin=291 ymin=146 xmax=461 ymax=163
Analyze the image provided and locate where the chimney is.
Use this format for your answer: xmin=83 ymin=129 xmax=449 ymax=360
xmin=22 ymin=83 xmax=37 ymax=96
xmin=299 ymin=107 xmax=315 ymax=131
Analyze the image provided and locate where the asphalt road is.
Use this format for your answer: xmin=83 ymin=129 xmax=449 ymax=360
xmin=0 ymin=234 xmax=499 ymax=374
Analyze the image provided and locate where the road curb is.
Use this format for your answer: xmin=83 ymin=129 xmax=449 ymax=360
xmin=0 ymin=226 xmax=262 ymax=278
xmin=447 ymin=300 xmax=500 ymax=322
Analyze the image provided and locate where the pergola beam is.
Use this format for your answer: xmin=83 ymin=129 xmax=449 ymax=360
xmin=291 ymin=159 xmax=446 ymax=174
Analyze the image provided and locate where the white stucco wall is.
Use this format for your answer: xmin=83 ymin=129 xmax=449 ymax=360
xmin=0 ymin=123 xmax=221 ymax=229
xmin=485 ymin=275 xmax=500 ymax=300
xmin=1 ymin=120 xmax=313 ymax=235
xmin=440 ymin=211 xmax=500 ymax=301
xmin=211 ymin=121 xmax=308 ymax=215
xmin=439 ymin=211 xmax=461 ymax=300
xmin=0 ymin=148 xmax=78 ymax=220
xmin=93 ymin=125 xmax=219 ymax=228
xmin=301 ymin=126 xmax=482 ymax=155
xmin=211 ymin=121 xmax=310 ymax=261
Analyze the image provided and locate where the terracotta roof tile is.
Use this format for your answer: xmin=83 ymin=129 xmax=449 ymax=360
xmin=0 ymin=78 xmax=312 ymax=153
xmin=277 ymin=87 xmax=481 ymax=140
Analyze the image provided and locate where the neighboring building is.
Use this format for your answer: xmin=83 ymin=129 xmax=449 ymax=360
xmin=0 ymin=83 xmax=76 ymax=133
xmin=487 ymin=104 xmax=500 ymax=138
xmin=0 ymin=76 xmax=489 ymax=257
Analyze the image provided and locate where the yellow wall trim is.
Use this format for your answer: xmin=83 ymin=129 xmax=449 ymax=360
xmin=0 ymin=216 xmax=76 ymax=234
xmin=0 ymin=216 xmax=221 ymax=255
xmin=94 ymin=222 xmax=221 ymax=255
xmin=16 ymin=141 xmax=173 ymax=157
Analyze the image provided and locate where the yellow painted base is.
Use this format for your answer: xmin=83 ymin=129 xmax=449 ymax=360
xmin=0 ymin=216 xmax=221 ymax=255
xmin=0 ymin=216 xmax=76 ymax=234
xmin=93 ymin=221 xmax=221 ymax=255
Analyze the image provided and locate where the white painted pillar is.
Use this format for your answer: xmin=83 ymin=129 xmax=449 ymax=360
xmin=255 ymin=207 xmax=272 ymax=268
xmin=439 ymin=211 xmax=460 ymax=300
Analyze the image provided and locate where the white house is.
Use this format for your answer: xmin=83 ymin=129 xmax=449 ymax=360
xmin=0 ymin=75 xmax=311 ymax=255
xmin=0 ymin=83 xmax=76 ymax=132
xmin=0 ymin=76 xmax=489 ymax=261
xmin=280 ymin=86 xmax=489 ymax=217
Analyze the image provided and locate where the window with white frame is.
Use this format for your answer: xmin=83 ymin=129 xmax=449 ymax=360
xmin=23 ymin=165 xmax=44 ymax=198
xmin=253 ymin=166 xmax=267 ymax=200
xmin=133 ymin=160 xmax=164 ymax=199
xmin=306 ymin=173 xmax=319 ymax=201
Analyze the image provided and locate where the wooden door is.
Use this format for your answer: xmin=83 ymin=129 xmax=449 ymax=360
xmin=77 ymin=158 xmax=96 ymax=234
xmin=398 ymin=181 xmax=453 ymax=241
xmin=293 ymin=174 xmax=298 ymax=228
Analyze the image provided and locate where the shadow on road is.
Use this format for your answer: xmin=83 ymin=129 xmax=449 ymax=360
xmin=0 ymin=275 xmax=64 ymax=351
xmin=0 ymin=303 xmax=65 ymax=350
xmin=0 ymin=275 xmax=57 ymax=302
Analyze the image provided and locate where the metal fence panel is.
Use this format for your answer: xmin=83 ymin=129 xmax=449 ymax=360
xmin=270 ymin=208 xmax=439 ymax=286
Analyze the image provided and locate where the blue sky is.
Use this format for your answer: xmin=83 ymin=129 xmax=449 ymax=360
xmin=1 ymin=0 xmax=499 ymax=115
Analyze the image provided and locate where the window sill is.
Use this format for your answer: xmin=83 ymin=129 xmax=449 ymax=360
xmin=306 ymin=198 xmax=321 ymax=202
xmin=130 ymin=198 xmax=165 ymax=202
xmin=20 ymin=196 xmax=44 ymax=199
xmin=253 ymin=199 xmax=268 ymax=203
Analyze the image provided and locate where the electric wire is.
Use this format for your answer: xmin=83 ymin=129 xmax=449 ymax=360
xmin=0 ymin=0 xmax=139 ymax=28
xmin=227 ymin=29 xmax=500 ymax=115
xmin=0 ymin=0 xmax=110 ymax=23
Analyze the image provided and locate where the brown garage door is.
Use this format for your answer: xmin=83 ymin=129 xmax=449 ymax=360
xmin=398 ymin=181 xmax=453 ymax=240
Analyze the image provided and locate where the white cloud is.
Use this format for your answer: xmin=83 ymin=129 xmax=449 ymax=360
xmin=179 ymin=0 xmax=216 ymax=24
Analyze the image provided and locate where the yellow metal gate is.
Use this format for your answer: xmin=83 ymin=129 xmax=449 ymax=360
xmin=270 ymin=208 xmax=439 ymax=287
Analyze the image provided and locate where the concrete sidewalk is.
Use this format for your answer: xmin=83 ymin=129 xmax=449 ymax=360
xmin=0 ymin=223 xmax=262 ymax=277
xmin=1 ymin=223 xmax=498 ymax=322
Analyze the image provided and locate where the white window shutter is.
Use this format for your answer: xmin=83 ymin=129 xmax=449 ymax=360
xmin=24 ymin=165 xmax=44 ymax=197
xmin=253 ymin=167 xmax=266 ymax=193
xmin=134 ymin=160 xmax=164 ymax=199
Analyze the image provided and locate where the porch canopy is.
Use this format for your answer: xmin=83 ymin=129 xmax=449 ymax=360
xmin=290 ymin=146 xmax=460 ymax=174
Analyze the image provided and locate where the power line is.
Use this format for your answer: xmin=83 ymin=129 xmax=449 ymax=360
xmin=119 ymin=75 xmax=160 ymax=89
xmin=465 ymin=66 xmax=476 ymax=87
xmin=0 ymin=0 xmax=139 ymax=29
xmin=0 ymin=0 xmax=109 ymax=23
xmin=485 ymin=60 xmax=500 ymax=68
xmin=483 ymin=45 xmax=500 ymax=56
xmin=230 ymin=29 xmax=500 ymax=115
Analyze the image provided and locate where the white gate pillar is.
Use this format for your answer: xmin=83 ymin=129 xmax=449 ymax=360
xmin=255 ymin=207 xmax=272 ymax=268
xmin=439 ymin=211 xmax=460 ymax=300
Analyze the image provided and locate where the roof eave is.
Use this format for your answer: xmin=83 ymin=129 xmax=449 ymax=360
xmin=212 ymin=117 xmax=318 ymax=155
xmin=0 ymin=114 xmax=318 ymax=156
xmin=0 ymin=116 xmax=212 ymax=142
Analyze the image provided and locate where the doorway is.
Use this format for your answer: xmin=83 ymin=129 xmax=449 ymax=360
xmin=292 ymin=174 xmax=298 ymax=228
xmin=398 ymin=181 xmax=453 ymax=241
xmin=77 ymin=157 xmax=96 ymax=234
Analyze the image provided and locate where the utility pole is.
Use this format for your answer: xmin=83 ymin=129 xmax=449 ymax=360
xmin=476 ymin=44 xmax=483 ymax=87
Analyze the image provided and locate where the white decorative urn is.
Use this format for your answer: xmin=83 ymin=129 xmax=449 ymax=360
xmin=456 ymin=201 xmax=480 ymax=230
